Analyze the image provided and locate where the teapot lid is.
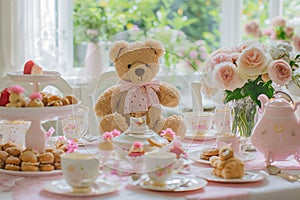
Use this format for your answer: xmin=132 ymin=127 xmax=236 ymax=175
xmin=267 ymin=91 xmax=293 ymax=108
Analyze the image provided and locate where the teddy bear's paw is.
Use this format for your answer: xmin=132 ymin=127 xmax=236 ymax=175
xmin=99 ymin=113 xmax=128 ymax=133
xmin=162 ymin=115 xmax=186 ymax=139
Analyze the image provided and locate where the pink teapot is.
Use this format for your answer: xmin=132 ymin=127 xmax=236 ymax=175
xmin=251 ymin=91 xmax=300 ymax=164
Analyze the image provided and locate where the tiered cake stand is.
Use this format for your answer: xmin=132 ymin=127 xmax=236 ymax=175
xmin=0 ymin=71 xmax=80 ymax=152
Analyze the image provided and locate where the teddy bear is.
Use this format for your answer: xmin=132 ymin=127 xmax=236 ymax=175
xmin=94 ymin=39 xmax=186 ymax=138
xmin=210 ymin=146 xmax=245 ymax=179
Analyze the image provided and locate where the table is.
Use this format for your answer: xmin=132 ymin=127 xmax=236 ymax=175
xmin=1 ymin=139 xmax=300 ymax=200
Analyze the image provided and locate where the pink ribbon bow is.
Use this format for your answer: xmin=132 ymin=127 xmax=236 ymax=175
xmin=119 ymin=80 xmax=161 ymax=114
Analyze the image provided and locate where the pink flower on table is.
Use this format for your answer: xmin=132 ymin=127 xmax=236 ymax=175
xmin=263 ymin=27 xmax=276 ymax=39
xmin=292 ymin=35 xmax=300 ymax=52
xmin=268 ymin=59 xmax=292 ymax=86
xmin=272 ymin=16 xmax=286 ymax=27
xmin=213 ymin=62 xmax=245 ymax=91
xmin=236 ymin=46 xmax=269 ymax=79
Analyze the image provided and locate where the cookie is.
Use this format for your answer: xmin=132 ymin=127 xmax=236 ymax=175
xmin=200 ymin=147 xmax=219 ymax=160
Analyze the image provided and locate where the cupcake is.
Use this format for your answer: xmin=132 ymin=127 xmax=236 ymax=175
xmin=126 ymin=141 xmax=145 ymax=173
xmin=160 ymin=128 xmax=176 ymax=142
xmin=98 ymin=131 xmax=115 ymax=161
xmin=27 ymin=92 xmax=44 ymax=107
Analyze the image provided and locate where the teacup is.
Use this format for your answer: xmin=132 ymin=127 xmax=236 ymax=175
xmin=0 ymin=120 xmax=30 ymax=146
xmin=216 ymin=133 xmax=244 ymax=155
xmin=144 ymin=151 xmax=183 ymax=185
xmin=183 ymin=112 xmax=214 ymax=135
xmin=61 ymin=106 xmax=89 ymax=141
xmin=214 ymin=106 xmax=231 ymax=134
xmin=61 ymin=151 xmax=99 ymax=193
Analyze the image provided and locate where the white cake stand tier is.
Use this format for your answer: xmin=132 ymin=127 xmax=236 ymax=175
xmin=0 ymin=103 xmax=81 ymax=152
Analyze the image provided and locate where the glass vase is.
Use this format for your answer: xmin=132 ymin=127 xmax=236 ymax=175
xmin=231 ymin=96 xmax=257 ymax=138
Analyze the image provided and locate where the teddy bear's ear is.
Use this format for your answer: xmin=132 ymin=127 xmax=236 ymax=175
xmin=109 ymin=40 xmax=129 ymax=62
xmin=144 ymin=39 xmax=164 ymax=58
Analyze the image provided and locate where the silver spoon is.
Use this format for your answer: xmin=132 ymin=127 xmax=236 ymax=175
xmin=266 ymin=165 xmax=298 ymax=182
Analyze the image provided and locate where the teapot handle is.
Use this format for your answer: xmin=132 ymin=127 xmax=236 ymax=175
xmin=274 ymin=91 xmax=294 ymax=104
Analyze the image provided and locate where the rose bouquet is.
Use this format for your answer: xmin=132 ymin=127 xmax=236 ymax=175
xmin=201 ymin=40 xmax=299 ymax=137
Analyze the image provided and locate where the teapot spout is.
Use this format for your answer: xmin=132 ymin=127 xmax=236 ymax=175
xmin=258 ymin=94 xmax=269 ymax=111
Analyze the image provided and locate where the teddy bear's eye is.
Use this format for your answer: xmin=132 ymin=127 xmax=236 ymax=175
xmin=145 ymin=64 xmax=150 ymax=67
xmin=127 ymin=64 xmax=132 ymax=69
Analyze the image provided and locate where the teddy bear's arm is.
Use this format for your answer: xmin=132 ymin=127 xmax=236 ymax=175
xmin=94 ymin=86 xmax=120 ymax=117
xmin=157 ymin=82 xmax=180 ymax=107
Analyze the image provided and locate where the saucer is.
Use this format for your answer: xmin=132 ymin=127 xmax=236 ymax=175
xmin=196 ymin=168 xmax=266 ymax=183
xmin=184 ymin=130 xmax=217 ymax=141
xmin=188 ymin=149 xmax=256 ymax=165
xmin=43 ymin=178 xmax=120 ymax=196
xmin=132 ymin=174 xmax=207 ymax=192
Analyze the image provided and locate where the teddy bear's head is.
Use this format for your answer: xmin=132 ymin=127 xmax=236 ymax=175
xmin=109 ymin=39 xmax=164 ymax=83
xmin=219 ymin=146 xmax=234 ymax=161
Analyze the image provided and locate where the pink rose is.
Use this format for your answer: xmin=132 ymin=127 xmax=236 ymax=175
xmin=236 ymin=46 xmax=268 ymax=79
xmin=268 ymin=59 xmax=292 ymax=86
xmin=285 ymin=26 xmax=294 ymax=38
xmin=272 ymin=16 xmax=286 ymax=27
xmin=292 ymin=35 xmax=300 ymax=52
xmin=205 ymin=52 xmax=232 ymax=72
xmin=213 ymin=62 xmax=245 ymax=91
xmin=244 ymin=21 xmax=261 ymax=38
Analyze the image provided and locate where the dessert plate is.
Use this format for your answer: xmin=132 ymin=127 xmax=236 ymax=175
xmin=188 ymin=150 xmax=256 ymax=165
xmin=132 ymin=174 xmax=207 ymax=192
xmin=0 ymin=169 xmax=62 ymax=177
xmin=184 ymin=130 xmax=217 ymax=141
xmin=43 ymin=178 xmax=120 ymax=197
xmin=196 ymin=168 xmax=266 ymax=183
xmin=7 ymin=71 xmax=61 ymax=83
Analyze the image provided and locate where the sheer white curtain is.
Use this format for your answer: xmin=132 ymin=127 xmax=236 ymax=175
xmin=0 ymin=0 xmax=73 ymax=77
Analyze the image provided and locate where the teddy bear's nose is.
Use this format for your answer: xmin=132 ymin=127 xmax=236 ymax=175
xmin=135 ymin=68 xmax=145 ymax=76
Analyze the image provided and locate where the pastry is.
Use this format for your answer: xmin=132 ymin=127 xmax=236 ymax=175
xmin=210 ymin=146 xmax=244 ymax=179
xmin=65 ymin=95 xmax=78 ymax=104
xmin=61 ymin=97 xmax=71 ymax=105
xmin=21 ymin=162 xmax=39 ymax=172
xmin=0 ymin=159 xmax=4 ymax=169
xmin=19 ymin=150 xmax=38 ymax=163
xmin=160 ymin=128 xmax=176 ymax=142
xmin=5 ymin=85 xmax=26 ymax=107
xmin=6 ymin=147 xmax=22 ymax=157
xmin=54 ymin=162 xmax=61 ymax=170
xmin=98 ymin=132 xmax=114 ymax=151
xmin=5 ymin=164 xmax=20 ymax=171
xmin=200 ymin=147 xmax=219 ymax=161
xmin=27 ymin=92 xmax=44 ymax=107
xmin=39 ymin=152 xmax=54 ymax=164
xmin=128 ymin=141 xmax=145 ymax=157
xmin=39 ymin=164 xmax=55 ymax=171
xmin=0 ymin=88 xmax=10 ymax=107
xmin=147 ymin=138 xmax=164 ymax=147
xmin=5 ymin=156 xmax=21 ymax=166
xmin=23 ymin=60 xmax=43 ymax=75
xmin=0 ymin=150 xmax=9 ymax=162
xmin=2 ymin=142 xmax=17 ymax=151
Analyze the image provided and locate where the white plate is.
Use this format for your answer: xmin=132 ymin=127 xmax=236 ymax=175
xmin=132 ymin=175 xmax=207 ymax=192
xmin=184 ymin=130 xmax=217 ymax=141
xmin=0 ymin=169 xmax=62 ymax=177
xmin=43 ymin=178 xmax=120 ymax=197
xmin=196 ymin=168 xmax=266 ymax=183
xmin=188 ymin=150 xmax=256 ymax=165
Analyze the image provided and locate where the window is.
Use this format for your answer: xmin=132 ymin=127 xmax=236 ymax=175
xmin=0 ymin=0 xmax=295 ymax=80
